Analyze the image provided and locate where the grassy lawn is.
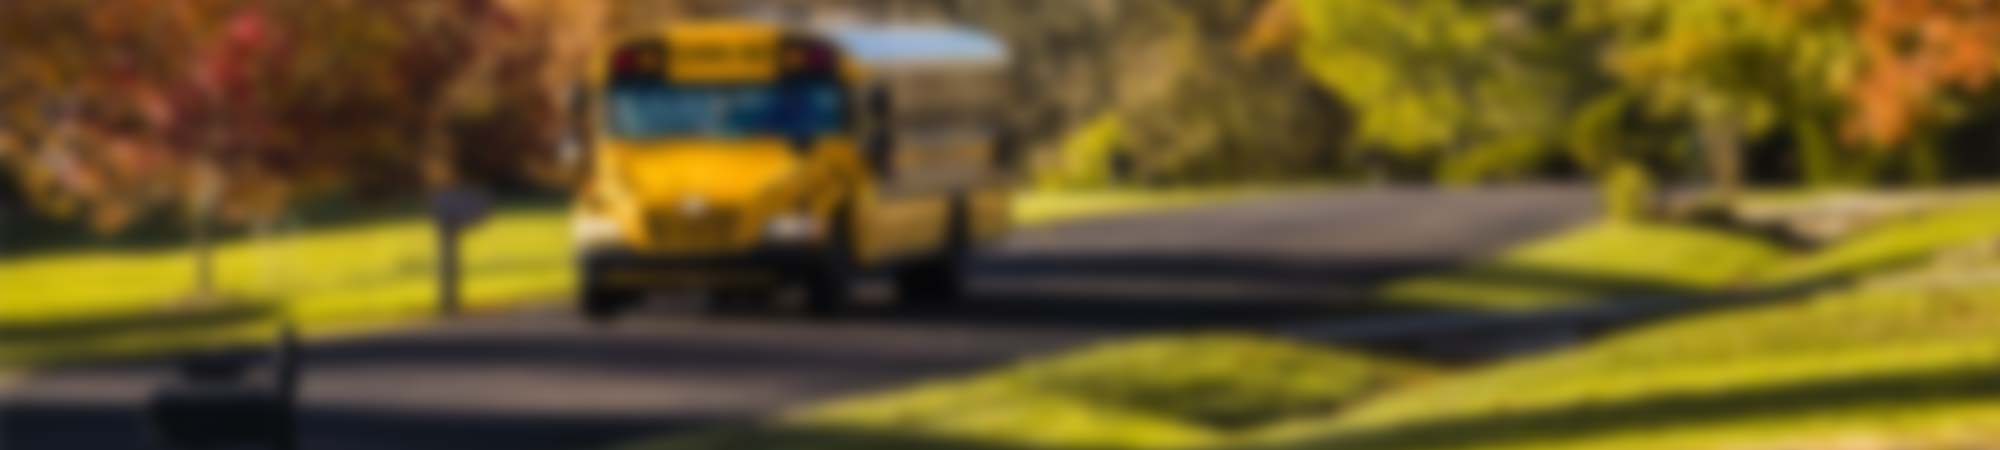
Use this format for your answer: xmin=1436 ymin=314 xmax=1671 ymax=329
xmin=616 ymin=334 xmax=1433 ymax=450
xmin=1377 ymin=221 xmax=1788 ymax=311
xmin=1 ymin=207 xmax=574 ymax=365
xmin=0 ymin=188 xmax=1256 ymax=366
xmin=1383 ymin=190 xmax=2000 ymax=312
xmin=1766 ymin=195 xmax=2000 ymax=285
xmin=615 ymin=273 xmax=2000 ymax=450
xmin=1014 ymin=187 xmax=1268 ymax=226
xmin=1253 ymin=261 xmax=2000 ymax=450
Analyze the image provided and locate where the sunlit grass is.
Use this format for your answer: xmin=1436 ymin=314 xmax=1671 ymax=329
xmin=0 ymin=208 xmax=572 ymax=326
xmin=1255 ymin=263 xmax=2000 ymax=450
xmin=1379 ymin=221 xmax=1788 ymax=311
xmin=1014 ymin=187 xmax=1266 ymax=226
xmin=0 ymin=208 xmax=575 ymax=365
xmin=613 ymin=261 xmax=2000 ymax=450
xmin=619 ymin=334 xmax=1432 ymax=450
xmin=1767 ymin=196 xmax=2000 ymax=285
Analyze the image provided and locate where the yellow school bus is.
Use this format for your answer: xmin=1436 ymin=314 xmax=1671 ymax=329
xmin=569 ymin=21 xmax=1017 ymax=320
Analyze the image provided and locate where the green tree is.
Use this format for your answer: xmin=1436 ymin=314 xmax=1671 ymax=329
xmin=1291 ymin=0 xmax=1591 ymax=183
xmin=1573 ymin=0 xmax=1859 ymax=198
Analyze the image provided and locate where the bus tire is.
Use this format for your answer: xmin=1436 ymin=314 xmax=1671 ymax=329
xmin=895 ymin=257 xmax=964 ymax=308
xmin=581 ymin=286 xmax=641 ymax=324
xmin=897 ymin=195 xmax=970 ymax=309
xmin=805 ymin=209 xmax=858 ymax=318
xmin=705 ymin=288 xmax=776 ymax=316
xmin=804 ymin=268 xmax=851 ymax=318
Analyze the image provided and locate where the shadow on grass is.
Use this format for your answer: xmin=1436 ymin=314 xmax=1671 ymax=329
xmin=0 ymin=302 xmax=278 ymax=341
xmin=1 ymin=302 xmax=282 ymax=367
xmin=1386 ymin=264 xmax=1712 ymax=302
xmin=626 ymin=424 xmax=1051 ymax=450
xmin=2 ymin=396 xmax=722 ymax=450
xmin=1286 ymin=363 xmax=2000 ymax=450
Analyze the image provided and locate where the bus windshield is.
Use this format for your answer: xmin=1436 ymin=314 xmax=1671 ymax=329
xmin=604 ymin=83 xmax=846 ymax=140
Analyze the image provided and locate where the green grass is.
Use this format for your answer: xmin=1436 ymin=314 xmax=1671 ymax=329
xmin=0 ymin=207 xmax=575 ymax=365
xmin=1014 ymin=187 xmax=1264 ymax=226
xmin=0 ymin=189 xmax=1254 ymax=366
xmin=1379 ymin=221 xmax=1789 ymax=311
xmin=1253 ymin=261 xmax=2000 ymax=450
xmin=612 ymin=266 xmax=2000 ymax=450
xmin=617 ymin=334 xmax=1432 ymax=450
xmin=1381 ymin=189 xmax=2000 ymax=312
xmin=1767 ymin=196 xmax=2000 ymax=285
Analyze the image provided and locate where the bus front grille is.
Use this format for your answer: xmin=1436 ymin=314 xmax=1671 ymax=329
xmin=648 ymin=209 xmax=739 ymax=248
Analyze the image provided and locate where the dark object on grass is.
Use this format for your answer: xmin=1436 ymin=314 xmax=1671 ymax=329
xmin=432 ymin=188 xmax=493 ymax=317
xmin=146 ymin=325 xmax=301 ymax=450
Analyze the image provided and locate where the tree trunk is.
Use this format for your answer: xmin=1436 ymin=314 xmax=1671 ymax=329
xmin=192 ymin=212 xmax=215 ymax=305
xmin=436 ymin=219 xmax=461 ymax=317
xmin=1698 ymin=117 xmax=1744 ymax=204
xmin=188 ymin=162 xmax=222 ymax=307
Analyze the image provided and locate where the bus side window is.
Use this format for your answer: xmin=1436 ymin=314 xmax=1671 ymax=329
xmin=865 ymin=84 xmax=896 ymax=177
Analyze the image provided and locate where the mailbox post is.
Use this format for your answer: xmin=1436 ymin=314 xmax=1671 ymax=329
xmin=431 ymin=188 xmax=492 ymax=318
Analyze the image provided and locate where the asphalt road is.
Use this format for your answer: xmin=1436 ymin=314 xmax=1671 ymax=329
xmin=2 ymin=186 xmax=1595 ymax=450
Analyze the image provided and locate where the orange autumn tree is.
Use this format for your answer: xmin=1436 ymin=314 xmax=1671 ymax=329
xmin=1846 ymin=0 xmax=2000 ymax=148
xmin=0 ymin=0 xmax=606 ymax=304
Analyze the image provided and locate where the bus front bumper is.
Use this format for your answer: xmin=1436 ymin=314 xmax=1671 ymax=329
xmin=580 ymin=247 xmax=827 ymax=290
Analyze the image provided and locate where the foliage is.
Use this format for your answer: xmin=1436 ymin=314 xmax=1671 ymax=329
xmin=620 ymin=334 xmax=1431 ymax=450
xmin=0 ymin=0 xmax=606 ymax=232
xmin=1382 ymin=221 xmax=1787 ymax=311
xmin=1846 ymin=0 xmax=2000 ymax=146
xmin=959 ymin=0 xmax=1350 ymax=187
xmin=1291 ymin=0 xmax=1589 ymax=182
xmin=1571 ymin=0 xmax=1853 ymax=197
xmin=1039 ymin=114 xmax=1127 ymax=189
xmin=1269 ymin=0 xmax=2000 ymax=189
xmin=1598 ymin=161 xmax=1654 ymax=222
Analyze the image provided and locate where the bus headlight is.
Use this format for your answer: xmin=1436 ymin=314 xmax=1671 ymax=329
xmin=763 ymin=213 xmax=821 ymax=243
xmin=572 ymin=213 xmax=625 ymax=248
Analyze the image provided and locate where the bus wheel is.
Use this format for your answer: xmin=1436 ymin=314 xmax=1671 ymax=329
xmin=804 ymin=266 xmax=852 ymax=318
xmin=805 ymin=214 xmax=857 ymax=318
xmin=898 ymin=195 xmax=970 ymax=309
xmin=895 ymin=257 xmax=964 ymax=309
xmin=706 ymin=288 xmax=776 ymax=316
xmin=581 ymin=286 xmax=641 ymax=324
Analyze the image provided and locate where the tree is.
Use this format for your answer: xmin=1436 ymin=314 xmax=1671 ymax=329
xmin=1570 ymin=0 xmax=1863 ymax=199
xmin=1845 ymin=0 xmax=2000 ymax=148
xmin=1288 ymin=0 xmax=1592 ymax=183
xmin=1578 ymin=0 xmax=2000 ymax=191
xmin=0 ymin=0 xmax=607 ymax=305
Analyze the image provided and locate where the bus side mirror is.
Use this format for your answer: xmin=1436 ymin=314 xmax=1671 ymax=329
xmin=865 ymin=86 xmax=896 ymax=177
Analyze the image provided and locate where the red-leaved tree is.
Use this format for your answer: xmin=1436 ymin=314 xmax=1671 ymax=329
xmin=0 ymin=0 xmax=607 ymax=304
